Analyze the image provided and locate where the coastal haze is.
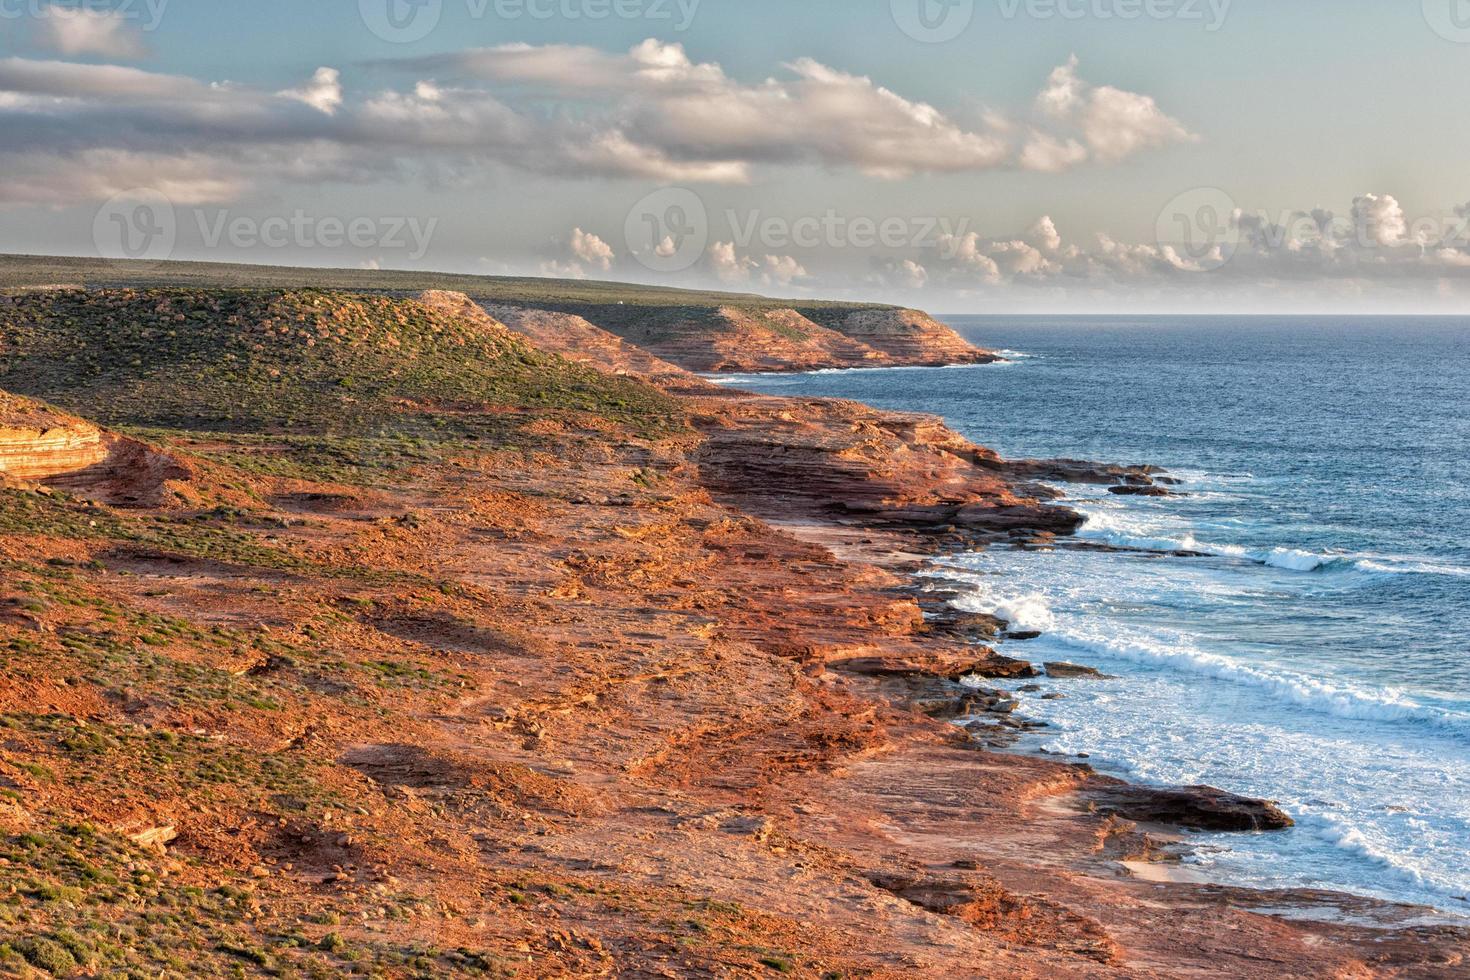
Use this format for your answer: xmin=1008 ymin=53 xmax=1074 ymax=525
xmin=1 ymin=0 xmax=1469 ymax=977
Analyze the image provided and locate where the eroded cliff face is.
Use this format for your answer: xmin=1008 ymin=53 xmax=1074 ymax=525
xmin=0 ymin=393 xmax=109 ymax=482
xmin=494 ymin=301 xmax=996 ymax=374
xmin=479 ymin=302 xmax=696 ymax=384
xmin=803 ymin=307 xmax=998 ymax=367
xmin=447 ymin=295 xmax=1071 ymax=537
xmin=0 ymin=390 xmax=196 ymax=506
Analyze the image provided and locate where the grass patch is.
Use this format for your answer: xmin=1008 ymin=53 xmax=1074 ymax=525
xmin=0 ymin=288 xmax=686 ymax=443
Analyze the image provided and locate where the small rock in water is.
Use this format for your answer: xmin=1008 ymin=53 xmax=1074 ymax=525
xmin=1044 ymin=662 xmax=1113 ymax=679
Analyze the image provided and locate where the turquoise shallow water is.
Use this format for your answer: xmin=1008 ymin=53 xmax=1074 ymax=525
xmin=718 ymin=316 xmax=1470 ymax=912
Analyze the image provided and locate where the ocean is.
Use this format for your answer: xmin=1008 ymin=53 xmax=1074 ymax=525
xmin=717 ymin=315 xmax=1470 ymax=914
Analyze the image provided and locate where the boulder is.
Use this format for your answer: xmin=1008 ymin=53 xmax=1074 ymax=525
xmin=1088 ymin=784 xmax=1294 ymax=832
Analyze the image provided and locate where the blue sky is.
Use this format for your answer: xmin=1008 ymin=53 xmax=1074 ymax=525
xmin=3 ymin=0 xmax=1470 ymax=311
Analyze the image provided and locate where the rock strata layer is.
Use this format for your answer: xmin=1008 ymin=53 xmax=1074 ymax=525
xmin=496 ymin=302 xmax=998 ymax=373
xmin=0 ymin=392 xmax=109 ymax=481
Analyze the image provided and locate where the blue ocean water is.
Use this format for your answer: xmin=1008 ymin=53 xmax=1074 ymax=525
xmin=719 ymin=316 xmax=1470 ymax=913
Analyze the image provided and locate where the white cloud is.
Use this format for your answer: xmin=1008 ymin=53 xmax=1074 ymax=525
xmin=1019 ymin=133 xmax=1088 ymax=174
xmin=0 ymin=148 xmax=246 ymax=206
xmin=1351 ymin=193 xmax=1407 ymax=248
xmin=539 ymin=259 xmax=589 ymax=280
xmin=761 ymin=253 xmax=808 ymax=286
xmin=0 ymin=57 xmax=208 ymax=100
xmin=35 ymin=8 xmax=146 ymax=60
xmin=569 ymin=228 xmax=614 ymax=271
xmin=389 ymin=41 xmax=1187 ymax=180
xmin=916 ymin=195 xmax=1470 ymax=296
xmin=0 ymin=44 xmax=1191 ymax=206
xmin=278 ymin=67 xmax=342 ymax=116
xmin=894 ymin=259 xmax=928 ymax=289
xmin=708 ymin=242 xmax=807 ymax=286
xmin=1035 ymin=56 xmax=1196 ymax=165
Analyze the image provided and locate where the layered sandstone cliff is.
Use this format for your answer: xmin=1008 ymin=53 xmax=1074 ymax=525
xmin=804 ymin=307 xmax=996 ymax=366
xmin=0 ymin=392 xmax=109 ymax=481
xmin=495 ymin=302 xmax=997 ymax=374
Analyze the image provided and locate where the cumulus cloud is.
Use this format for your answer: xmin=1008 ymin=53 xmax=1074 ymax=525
xmin=892 ymin=259 xmax=928 ymax=289
xmin=35 ymin=8 xmax=146 ymax=60
xmin=1350 ymin=193 xmax=1408 ymax=248
xmin=379 ymin=40 xmax=1187 ymax=180
xmin=1019 ymin=133 xmax=1089 ymax=174
xmin=1031 ymin=56 xmax=1196 ymax=166
xmin=0 ymin=43 xmax=1193 ymax=207
xmin=910 ymin=195 xmax=1470 ymax=297
xmin=569 ymin=228 xmax=615 ymax=271
xmin=537 ymin=227 xmax=618 ymax=280
xmin=708 ymin=242 xmax=808 ymax=287
xmin=279 ymin=67 xmax=342 ymax=116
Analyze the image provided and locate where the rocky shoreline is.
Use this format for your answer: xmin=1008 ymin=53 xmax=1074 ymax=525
xmin=0 ymin=284 xmax=1466 ymax=975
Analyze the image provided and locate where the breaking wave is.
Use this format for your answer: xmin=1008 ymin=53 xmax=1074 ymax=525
xmin=1039 ymin=621 xmax=1470 ymax=738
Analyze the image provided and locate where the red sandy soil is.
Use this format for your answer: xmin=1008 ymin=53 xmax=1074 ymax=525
xmin=0 ymin=295 xmax=1464 ymax=977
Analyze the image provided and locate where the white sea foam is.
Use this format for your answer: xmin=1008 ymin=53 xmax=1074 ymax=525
xmin=1042 ymin=621 xmax=1470 ymax=737
xmin=951 ymin=590 xmax=1056 ymax=632
xmin=1076 ymin=506 xmax=1358 ymax=573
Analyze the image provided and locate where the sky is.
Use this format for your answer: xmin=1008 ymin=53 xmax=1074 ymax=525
xmin=3 ymin=0 xmax=1470 ymax=312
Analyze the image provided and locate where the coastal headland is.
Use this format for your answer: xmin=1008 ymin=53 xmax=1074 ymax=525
xmin=0 ymin=256 xmax=1464 ymax=977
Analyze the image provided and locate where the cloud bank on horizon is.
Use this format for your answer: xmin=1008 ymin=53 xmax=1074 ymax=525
xmin=3 ymin=3 xmax=1470 ymax=312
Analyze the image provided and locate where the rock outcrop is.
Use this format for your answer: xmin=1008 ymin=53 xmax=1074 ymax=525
xmin=1086 ymin=783 xmax=1296 ymax=832
xmin=480 ymin=303 xmax=699 ymax=385
xmin=0 ymin=392 xmax=109 ymax=481
xmin=497 ymin=302 xmax=997 ymax=374
xmin=689 ymin=394 xmax=1081 ymax=539
xmin=0 ymin=390 xmax=193 ymax=506
xmin=803 ymin=307 xmax=998 ymax=367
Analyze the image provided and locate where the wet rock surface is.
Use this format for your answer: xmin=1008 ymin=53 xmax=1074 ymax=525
xmin=1086 ymin=783 xmax=1296 ymax=832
